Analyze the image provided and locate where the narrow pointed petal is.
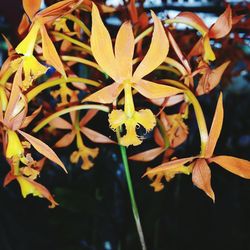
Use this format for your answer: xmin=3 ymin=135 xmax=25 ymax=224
xmin=17 ymin=176 xmax=58 ymax=208
xmin=205 ymin=92 xmax=223 ymax=158
xmin=83 ymin=83 xmax=122 ymax=104
xmin=21 ymin=106 xmax=42 ymax=129
xmin=209 ymin=5 xmax=232 ymax=39
xmin=23 ymin=0 xmax=41 ymax=20
xmin=114 ymin=21 xmax=134 ymax=79
xmin=49 ymin=116 xmax=72 ymax=130
xmin=196 ymin=61 xmax=230 ymax=95
xmin=18 ymin=14 xmax=30 ymax=36
xmin=80 ymin=127 xmax=115 ymax=144
xmin=192 ymin=159 xmax=215 ymax=202
xmin=144 ymin=156 xmax=195 ymax=176
xmin=4 ymin=65 xmax=23 ymax=125
xmin=18 ymin=130 xmax=67 ymax=173
xmin=129 ymin=147 xmax=165 ymax=162
xmin=55 ymin=131 xmax=76 ymax=148
xmin=2 ymin=34 xmax=14 ymax=55
xmin=133 ymin=11 xmax=169 ymax=80
xmin=209 ymin=156 xmax=250 ymax=179
xmin=40 ymin=24 xmax=66 ymax=77
xmin=79 ymin=110 xmax=98 ymax=127
xmin=91 ymin=3 xmax=118 ymax=81
xmin=133 ymin=79 xmax=182 ymax=99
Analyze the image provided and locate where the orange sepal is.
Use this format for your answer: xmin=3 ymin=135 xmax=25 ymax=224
xmin=209 ymin=156 xmax=250 ymax=179
xmin=129 ymin=147 xmax=165 ymax=162
xmin=192 ymin=159 xmax=215 ymax=202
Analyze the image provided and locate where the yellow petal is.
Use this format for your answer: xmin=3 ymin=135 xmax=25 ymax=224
xmin=203 ymin=34 xmax=215 ymax=62
xmin=16 ymin=22 xmax=40 ymax=56
xmin=121 ymin=119 xmax=141 ymax=146
xmin=6 ymin=130 xmax=24 ymax=158
xmin=133 ymin=11 xmax=169 ymax=81
xmin=91 ymin=3 xmax=118 ymax=81
xmin=108 ymin=109 xmax=127 ymax=130
xmin=22 ymin=55 xmax=48 ymax=89
xmin=134 ymin=109 xmax=156 ymax=131
xmin=115 ymin=21 xmax=134 ymax=80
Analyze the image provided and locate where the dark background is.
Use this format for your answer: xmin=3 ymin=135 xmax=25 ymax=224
xmin=0 ymin=0 xmax=250 ymax=250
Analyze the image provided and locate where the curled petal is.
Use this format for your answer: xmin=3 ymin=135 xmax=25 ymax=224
xmin=209 ymin=5 xmax=232 ymax=39
xmin=133 ymin=11 xmax=169 ymax=81
xmin=17 ymin=176 xmax=58 ymax=208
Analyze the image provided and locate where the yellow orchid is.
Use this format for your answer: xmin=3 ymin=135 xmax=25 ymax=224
xmin=84 ymin=4 xmax=182 ymax=146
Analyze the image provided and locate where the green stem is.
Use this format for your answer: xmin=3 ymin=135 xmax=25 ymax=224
xmin=33 ymin=104 xmax=109 ymax=132
xmin=26 ymin=77 xmax=100 ymax=102
xmin=117 ymin=132 xmax=147 ymax=250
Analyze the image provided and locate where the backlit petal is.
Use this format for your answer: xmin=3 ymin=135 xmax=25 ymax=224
xmin=115 ymin=22 xmax=134 ymax=79
xmin=133 ymin=11 xmax=169 ymax=80
xmin=133 ymin=79 xmax=182 ymax=99
xmin=205 ymin=93 xmax=223 ymax=158
xmin=91 ymin=3 xmax=118 ymax=81
xmin=83 ymin=83 xmax=122 ymax=104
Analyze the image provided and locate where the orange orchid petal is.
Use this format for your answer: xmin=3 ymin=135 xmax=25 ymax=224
xmin=209 ymin=156 xmax=250 ymax=179
xmin=115 ymin=21 xmax=134 ymax=80
xmin=2 ymin=34 xmax=14 ymax=55
xmin=150 ymin=94 xmax=184 ymax=107
xmin=54 ymin=131 xmax=76 ymax=148
xmin=205 ymin=92 xmax=223 ymax=158
xmin=196 ymin=61 xmax=230 ymax=96
xmin=83 ymin=83 xmax=122 ymax=104
xmin=80 ymin=127 xmax=115 ymax=144
xmin=17 ymin=176 xmax=58 ymax=208
xmin=21 ymin=106 xmax=42 ymax=129
xmin=40 ymin=24 xmax=66 ymax=77
xmin=23 ymin=0 xmax=41 ymax=20
xmin=3 ymin=171 xmax=16 ymax=187
xmin=4 ymin=65 xmax=23 ymax=125
xmin=129 ymin=147 xmax=165 ymax=162
xmin=18 ymin=130 xmax=67 ymax=173
xmin=79 ymin=109 xmax=98 ymax=127
xmin=133 ymin=79 xmax=182 ymax=99
xmin=18 ymin=14 xmax=30 ymax=36
xmin=187 ymin=37 xmax=203 ymax=60
xmin=49 ymin=117 xmax=72 ymax=130
xmin=133 ymin=11 xmax=169 ymax=81
xmin=144 ymin=156 xmax=195 ymax=176
xmin=128 ymin=0 xmax=138 ymax=24
xmin=90 ymin=3 xmax=118 ymax=81
xmin=192 ymin=159 xmax=215 ymax=202
xmin=209 ymin=5 xmax=232 ymax=39
xmin=167 ymin=31 xmax=191 ymax=73
xmin=37 ymin=0 xmax=82 ymax=23
xmin=170 ymin=12 xmax=208 ymax=35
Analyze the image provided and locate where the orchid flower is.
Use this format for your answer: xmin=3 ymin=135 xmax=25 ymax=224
xmin=144 ymin=93 xmax=250 ymax=201
xmin=84 ymin=4 xmax=182 ymax=146
xmin=49 ymin=93 xmax=114 ymax=170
